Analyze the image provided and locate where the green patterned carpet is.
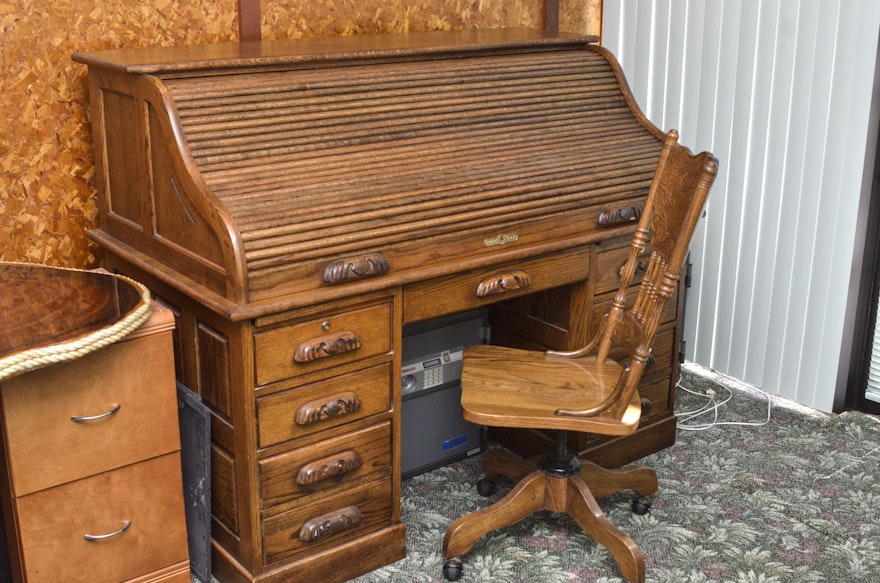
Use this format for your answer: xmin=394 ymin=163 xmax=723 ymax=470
xmin=350 ymin=365 xmax=880 ymax=583
xmin=194 ymin=365 xmax=880 ymax=582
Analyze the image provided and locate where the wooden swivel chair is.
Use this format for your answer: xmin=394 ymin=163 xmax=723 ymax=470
xmin=441 ymin=130 xmax=718 ymax=583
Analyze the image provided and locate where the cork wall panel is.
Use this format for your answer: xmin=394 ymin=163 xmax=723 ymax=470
xmin=562 ymin=0 xmax=602 ymax=37
xmin=262 ymin=0 xmax=543 ymax=38
xmin=0 ymin=0 xmax=238 ymax=268
xmin=1 ymin=0 xmax=601 ymax=268
xmin=261 ymin=0 xmax=600 ymax=38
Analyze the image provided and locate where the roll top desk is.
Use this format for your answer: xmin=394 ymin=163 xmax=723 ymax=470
xmin=74 ymin=28 xmax=684 ymax=583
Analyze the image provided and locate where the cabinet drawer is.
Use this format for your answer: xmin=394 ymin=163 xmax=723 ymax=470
xmin=1 ymin=330 xmax=179 ymax=496
xmin=403 ymin=246 xmax=590 ymax=323
xmin=595 ymin=243 xmax=650 ymax=295
xmin=648 ymin=328 xmax=676 ymax=376
xmin=262 ymin=477 xmax=392 ymax=566
xmin=257 ymin=364 xmax=393 ymax=447
xmin=638 ymin=376 xmax=673 ymax=422
xmin=599 ymin=328 xmax=675 ymax=386
xmin=592 ymin=286 xmax=679 ymax=329
xmin=254 ymin=302 xmax=393 ymax=386
xmin=260 ymin=422 xmax=391 ymax=508
xmin=13 ymin=452 xmax=188 ymax=583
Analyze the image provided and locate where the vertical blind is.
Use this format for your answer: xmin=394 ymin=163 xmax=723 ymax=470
xmin=869 ymin=300 xmax=880 ymax=403
xmin=601 ymin=0 xmax=880 ymax=411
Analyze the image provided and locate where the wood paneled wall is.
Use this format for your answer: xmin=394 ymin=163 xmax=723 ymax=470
xmin=0 ymin=0 xmax=600 ymax=268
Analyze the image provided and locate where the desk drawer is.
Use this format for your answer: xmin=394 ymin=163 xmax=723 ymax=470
xmin=262 ymin=477 xmax=392 ymax=566
xmin=639 ymin=376 xmax=673 ymax=422
xmin=257 ymin=364 xmax=393 ymax=448
xmin=599 ymin=328 xmax=676 ymax=389
xmin=13 ymin=452 xmax=188 ymax=583
xmin=260 ymin=422 xmax=391 ymax=508
xmin=403 ymin=246 xmax=590 ymax=323
xmin=254 ymin=302 xmax=393 ymax=386
xmin=592 ymin=287 xmax=679 ymax=329
xmin=1 ymin=331 xmax=179 ymax=496
xmin=595 ymin=242 xmax=650 ymax=295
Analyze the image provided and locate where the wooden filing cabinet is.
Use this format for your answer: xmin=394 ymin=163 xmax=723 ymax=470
xmin=0 ymin=303 xmax=190 ymax=583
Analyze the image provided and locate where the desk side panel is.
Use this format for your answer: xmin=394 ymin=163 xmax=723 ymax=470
xmin=85 ymin=66 xmax=244 ymax=302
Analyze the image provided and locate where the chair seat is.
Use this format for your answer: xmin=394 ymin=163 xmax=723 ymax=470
xmin=460 ymin=344 xmax=643 ymax=436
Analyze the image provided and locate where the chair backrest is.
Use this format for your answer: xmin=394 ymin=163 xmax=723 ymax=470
xmin=599 ymin=129 xmax=718 ymax=416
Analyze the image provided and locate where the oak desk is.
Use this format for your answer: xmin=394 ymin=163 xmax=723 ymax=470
xmin=74 ymin=29 xmax=684 ymax=583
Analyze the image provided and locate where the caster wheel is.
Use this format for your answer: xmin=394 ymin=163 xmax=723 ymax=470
xmin=443 ymin=557 xmax=463 ymax=581
xmin=632 ymin=496 xmax=651 ymax=515
xmin=476 ymin=477 xmax=496 ymax=497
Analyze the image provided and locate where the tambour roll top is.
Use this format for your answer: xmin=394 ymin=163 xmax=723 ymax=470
xmin=75 ymin=29 xmax=664 ymax=314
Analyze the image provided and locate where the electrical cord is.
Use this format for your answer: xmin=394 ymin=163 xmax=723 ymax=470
xmin=674 ymin=369 xmax=772 ymax=431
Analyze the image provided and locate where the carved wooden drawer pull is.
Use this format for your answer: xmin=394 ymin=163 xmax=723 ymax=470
xmin=298 ymin=506 xmax=363 ymax=542
xmin=475 ymin=271 xmax=532 ymax=297
xmin=294 ymin=392 xmax=362 ymax=427
xmin=597 ymin=205 xmax=643 ymax=227
xmin=294 ymin=331 xmax=361 ymax=363
xmin=618 ymin=260 xmax=649 ymax=278
xmin=322 ymin=253 xmax=390 ymax=284
xmin=618 ymin=246 xmax=652 ymax=278
xmin=296 ymin=451 xmax=363 ymax=486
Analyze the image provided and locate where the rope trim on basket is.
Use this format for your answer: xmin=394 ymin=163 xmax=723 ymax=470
xmin=0 ymin=264 xmax=152 ymax=381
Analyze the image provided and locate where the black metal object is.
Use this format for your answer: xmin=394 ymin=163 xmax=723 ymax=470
xmin=537 ymin=430 xmax=582 ymax=478
xmin=177 ymin=383 xmax=212 ymax=583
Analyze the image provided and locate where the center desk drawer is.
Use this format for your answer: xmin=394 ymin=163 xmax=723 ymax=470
xmin=260 ymin=422 xmax=391 ymax=508
xmin=254 ymin=302 xmax=393 ymax=386
xmin=403 ymin=246 xmax=591 ymax=323
xmin=257 ymin=364 xmax=393 ymax=447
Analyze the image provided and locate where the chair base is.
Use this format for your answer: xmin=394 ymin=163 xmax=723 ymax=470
xmin=442 ymin=449 xmax=658 ymax=583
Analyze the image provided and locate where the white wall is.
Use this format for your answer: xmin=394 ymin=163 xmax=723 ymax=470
xmin=601 ymin=0 xmax=880 ymax=411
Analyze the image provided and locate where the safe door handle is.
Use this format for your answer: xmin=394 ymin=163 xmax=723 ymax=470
xmin=84 ymin=520 xmax=131 ymax=542
xmin=71 ymin=403 xmax=121 ymax=423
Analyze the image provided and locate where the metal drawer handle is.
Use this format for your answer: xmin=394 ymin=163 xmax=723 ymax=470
xmin=84 ymin=520 xmax=131 ymax=542
xmin=475 ymin=271 xmax=532 ymax=297
xmin=71 ymin=403 xmax=121 ymax=423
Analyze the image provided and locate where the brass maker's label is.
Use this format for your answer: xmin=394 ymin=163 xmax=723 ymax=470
xmin=484 ymin=233 xmax=519 ymax=247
